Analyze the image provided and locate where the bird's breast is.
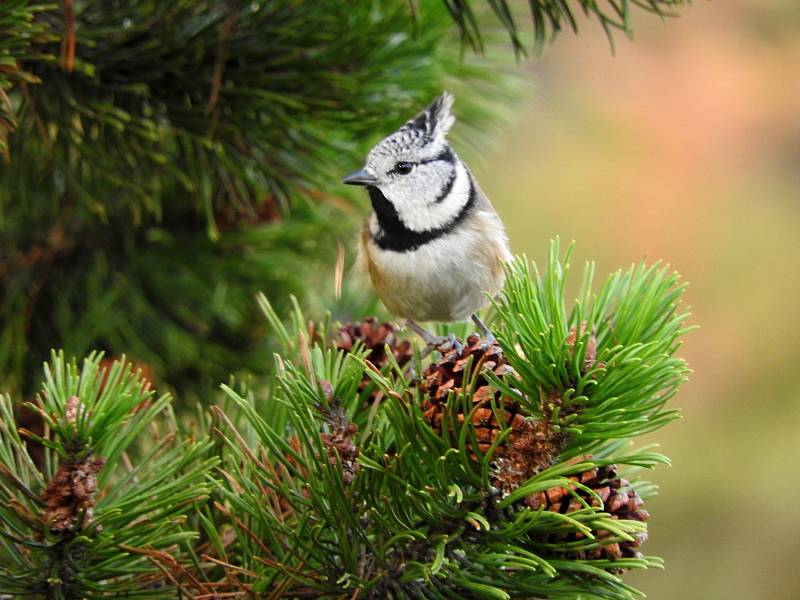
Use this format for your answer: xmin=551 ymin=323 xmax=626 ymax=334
xmin=360 ymin=210 xmax=510 ymax=322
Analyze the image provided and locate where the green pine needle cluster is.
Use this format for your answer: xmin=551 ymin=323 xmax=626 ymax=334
xmin=442 ymin=0 xmax=690 ymax=55
xmin=0 ymin=1 xmax=58 ymax=157
xmin=0 ymin=353 xmax=216 ymax=598
xmin=493 ymin=241 xmax=691 ymax=450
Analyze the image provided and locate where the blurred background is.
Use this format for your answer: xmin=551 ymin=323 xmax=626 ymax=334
xmin=2 ymin=1 xmax=799 ymax=598
xmin=476 ymin=2 xmax=800 ymax=598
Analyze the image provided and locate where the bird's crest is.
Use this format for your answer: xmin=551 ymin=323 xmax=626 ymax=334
xmin=404 ymin=92 xmax=455 ymax=141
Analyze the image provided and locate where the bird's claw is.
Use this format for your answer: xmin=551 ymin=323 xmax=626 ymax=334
xmin=406 ymin=320 xmax=463 ymax=355
xmin=429 ymin=332 xmax=463 ymax=354
xmin=475 ymin=337 xmax=495 ymax=352
xmin=418 ymin=333 xmax=463 ymax=359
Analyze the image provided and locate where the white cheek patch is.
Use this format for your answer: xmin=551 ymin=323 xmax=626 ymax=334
xmin=382 ymin=161 xmax=470 ymax=232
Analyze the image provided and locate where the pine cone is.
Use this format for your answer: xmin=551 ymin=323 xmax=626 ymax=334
xmin=320 ymin=406 xmax=360 ymax=486
xmin=334 ymin=318 xmax=413 ymax=394
xmin=524 ymin=463 xmax=649 ymax=563
xmin=41 ymin=455 xmax=105 ymax=533
xmin=419 ymin=334 xmax=565 ymax=477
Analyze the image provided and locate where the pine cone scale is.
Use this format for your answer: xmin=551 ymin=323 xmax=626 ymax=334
xmin=525 ymin=463 xmax=650 ymax=562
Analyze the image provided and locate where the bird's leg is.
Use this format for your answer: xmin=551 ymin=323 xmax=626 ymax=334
xmin=405 ymin=320 xmax=462 ymax=353
xmin=471 ymin=314 xmax=495 ymax=343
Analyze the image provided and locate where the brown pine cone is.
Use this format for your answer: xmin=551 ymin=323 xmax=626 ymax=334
xmin=419 ymin=334 xmax=566 ymax=479
xmin=334 ymin=318 xmax=413 ymax=394
xmin=41 ymin=454 xmax=105 ymax=533
xmin=320 ymin=406 xmax=360 ymax=486
xmin=524 ymin=463 xmax=649 ymax=563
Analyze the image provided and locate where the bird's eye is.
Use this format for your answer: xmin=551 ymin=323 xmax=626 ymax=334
xmin=394 ymin=162 xmax=414 ymax=175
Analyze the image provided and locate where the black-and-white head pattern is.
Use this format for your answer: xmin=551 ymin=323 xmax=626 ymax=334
xmin=359 ymin=92 xmax=475 ymax=251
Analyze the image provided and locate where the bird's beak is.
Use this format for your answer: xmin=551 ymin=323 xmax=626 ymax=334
xmin=342 ymin=169 xmax=378 ymax=186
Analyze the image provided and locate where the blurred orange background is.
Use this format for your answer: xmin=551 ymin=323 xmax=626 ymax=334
xmin=476 ymin=2 xmax=800 ymax=598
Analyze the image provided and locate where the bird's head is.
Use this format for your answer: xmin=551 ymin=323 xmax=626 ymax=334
xmin=343 ymin=92 xmax=471 ymax=233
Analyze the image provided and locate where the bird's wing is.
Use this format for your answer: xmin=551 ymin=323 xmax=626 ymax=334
xmin=466 ymin=171 xmax=513 ymax=263
xmin=467 ymin=169 xmax=499 ymax=214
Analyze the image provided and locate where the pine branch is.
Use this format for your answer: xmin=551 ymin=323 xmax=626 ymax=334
xmin=201 ymin=244 xmax=691 ymax=597
xmin=0 ymin=242 xmax=690 ymax=596
xmin=491 ymin=239 xmax=693 ymax=455
xmin=438 ymin=0 xmax=691 ymax=55
xmin=0 ymin=1 xmax=58 ymax=157
xmin=1 ymin=0 xmax=515 ymax=225
xmin=0 ymin=353 xmax=217 ymax=597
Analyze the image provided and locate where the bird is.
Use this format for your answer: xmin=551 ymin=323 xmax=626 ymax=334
xmin=342 ymin=92 xmax=511 ymax=349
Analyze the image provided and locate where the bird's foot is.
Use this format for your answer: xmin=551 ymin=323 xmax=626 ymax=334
xmin=471 ymin=314 xmax=495 ymax=346
xmin=431 ymin=332 xmax=463 ymax=354
xmin=405 ymin=320 xmax=463 ymax=355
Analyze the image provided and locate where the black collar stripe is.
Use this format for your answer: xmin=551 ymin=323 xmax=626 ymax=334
xmin=368 ymin=179 xmax=476 ymax=253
